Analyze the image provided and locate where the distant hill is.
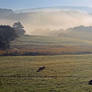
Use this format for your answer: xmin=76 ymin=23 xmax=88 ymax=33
xmin=68 ymin=25 xmax=92 ymax=32
xmin=16 ymin=6 xmax=92 ymax=13
xmin=0 ymin=8 xmax=13 ymax=13
xmin=0 ymin=9 xmax=14 ymax=18
xmin=57 ymin=26 xmax=92 ymax=41
xmin=0 ymin=7 xmax=92 ymax=35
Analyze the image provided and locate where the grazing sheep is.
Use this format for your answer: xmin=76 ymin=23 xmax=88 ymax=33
xmin=37 ymin=66 xmax=45 ymax=72
xmin=88 ymin=80 xmax=92 ymax=85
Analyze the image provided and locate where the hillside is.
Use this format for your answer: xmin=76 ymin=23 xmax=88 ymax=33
xmin=9 ymin=35 xmax=92 ymax=55
xmin=0 ymin=8 xmax=92 ymax=55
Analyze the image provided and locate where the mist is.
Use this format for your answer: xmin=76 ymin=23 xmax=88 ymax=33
xmin=1 ymin=9 xmax=92 ymax=35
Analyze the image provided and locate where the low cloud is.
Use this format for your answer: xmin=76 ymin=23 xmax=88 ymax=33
xmin=1 ymin=9 xmax=92 ymax=35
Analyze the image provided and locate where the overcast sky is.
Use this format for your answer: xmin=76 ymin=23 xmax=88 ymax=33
xmin=0 ymin=0 xmax=92 ymax=10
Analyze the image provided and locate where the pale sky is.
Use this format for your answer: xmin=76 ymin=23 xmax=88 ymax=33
xmin=0 ymin=0 xmax=92 ymax=10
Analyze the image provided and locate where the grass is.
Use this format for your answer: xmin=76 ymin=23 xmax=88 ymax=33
xmin=0 ymin=54 xmax=92 ymax=92
xmin=11 ymin=35 xmax=92 ymax=46
xmin=8 ymin=35 xmax=92 ymax=55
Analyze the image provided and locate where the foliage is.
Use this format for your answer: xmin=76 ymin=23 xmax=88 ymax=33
xmin=13 ymin=22 xmax=25 ymax=36
xmin=0 ymin=25 xmax=17 ymax=50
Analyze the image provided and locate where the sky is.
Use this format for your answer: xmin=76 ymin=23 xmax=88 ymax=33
xmin=0 ymin=0 xmax=92 ymax=10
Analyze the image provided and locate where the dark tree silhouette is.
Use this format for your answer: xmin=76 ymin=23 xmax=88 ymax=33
xmin=0 ymin=25 xmax=17 ymax=50
xmin=13 ymin=22 xmax=25 ymax=36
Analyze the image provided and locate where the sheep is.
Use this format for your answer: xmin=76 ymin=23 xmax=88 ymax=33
xmin=88 ymin=80 xmax=92 ymax=85
xmin=37 ymin=66 xmax=45 ymax=72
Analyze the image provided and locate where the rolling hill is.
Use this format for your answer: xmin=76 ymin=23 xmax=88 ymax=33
xmin=0 ymin=7 xmax=92 ymax=55
xmin=9 ymin=35 xmax=92 ymax=55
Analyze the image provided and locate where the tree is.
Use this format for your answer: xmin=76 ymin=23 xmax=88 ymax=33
xmin=0 ymin=25 xmax=17 ymax=50
xmin=13 ymin=22 xmax=25 ymax=36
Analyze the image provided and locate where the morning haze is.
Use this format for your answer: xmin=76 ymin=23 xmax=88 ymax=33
xmin=0 ymin=0 xmax=92 ymax=92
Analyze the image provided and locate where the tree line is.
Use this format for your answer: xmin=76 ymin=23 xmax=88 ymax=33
xmin=0 ymin=22 xmax=25 ymax=50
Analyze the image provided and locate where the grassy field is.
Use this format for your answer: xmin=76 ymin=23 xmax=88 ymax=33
xmin=7 ymin=35 xmax=92 ymax=55
xmin=0 ymin=55 xmax=92 ymax=92
xmin=11 ymin=35 xmax=92 ymax=47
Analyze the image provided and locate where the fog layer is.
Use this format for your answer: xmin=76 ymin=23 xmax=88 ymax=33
xmin=0 ymin=9 xmax=92 ymax=35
